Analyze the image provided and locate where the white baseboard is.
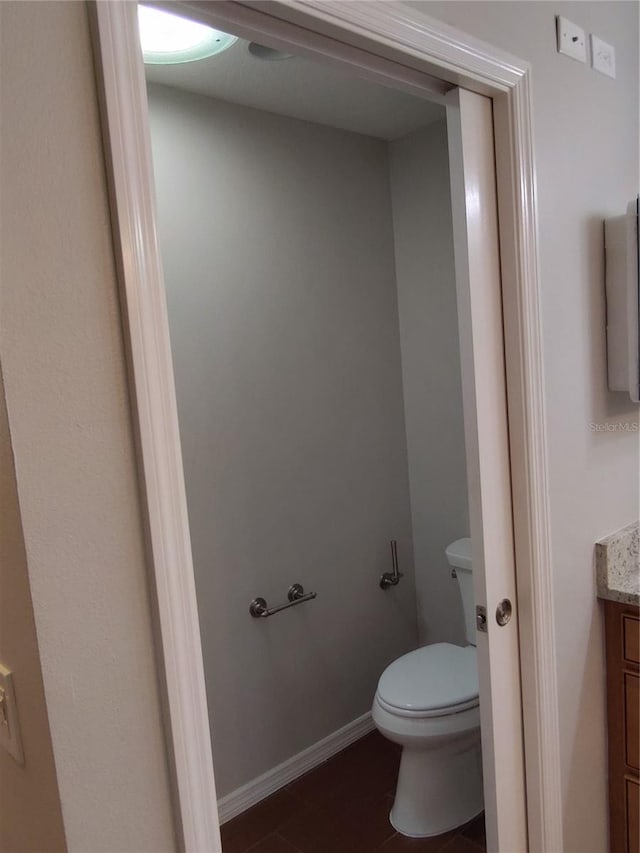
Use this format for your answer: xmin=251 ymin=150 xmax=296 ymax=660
xmin=216 ymin=711 xmax=376 ymax=824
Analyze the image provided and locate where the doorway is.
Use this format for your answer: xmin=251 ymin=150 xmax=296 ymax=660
xmin=90 ymin=3 xmax=562 ymax=851
xmin=146 ymin=31 xmax=479 ymax=838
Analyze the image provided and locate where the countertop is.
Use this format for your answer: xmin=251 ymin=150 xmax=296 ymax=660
xmin=596 ymin=521 xmax=639 ymax=606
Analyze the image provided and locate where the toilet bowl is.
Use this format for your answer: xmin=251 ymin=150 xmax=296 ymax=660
xmin=372 ymin=538 xmax=484 ymax=838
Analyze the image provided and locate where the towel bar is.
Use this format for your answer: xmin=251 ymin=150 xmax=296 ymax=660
xmin=249 ymin=583 xmax=317 ymax=618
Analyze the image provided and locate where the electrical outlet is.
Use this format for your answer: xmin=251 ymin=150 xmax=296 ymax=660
xmin=591 ymin=34 xmax=616 ymax=78
xmin=0 ymin=665 xmax=23 ymax=765
xmin=556 ymin=16 xmax=586 ymax=63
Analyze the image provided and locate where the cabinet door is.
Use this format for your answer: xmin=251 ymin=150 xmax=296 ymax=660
xmin=605 ymin=601 xmax=640 ymax=853
xmin=627 ymin=778 xmax=639 ymax=853
xmin=626 ymin=675 xmax=639 ymax=772
xmin=624 ymin=616 xmax=640 ymax=665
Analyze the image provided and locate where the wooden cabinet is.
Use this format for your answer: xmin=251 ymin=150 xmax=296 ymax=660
xmin=605 ymin=600 xmax=640 ymax=853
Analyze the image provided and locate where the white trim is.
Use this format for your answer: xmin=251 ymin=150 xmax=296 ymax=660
xmin=90 ymin=4 xmax=220 ymax=852
xmin=217 ymin=713 xmax=375 ymax=824
xmin=90 ymin=2 xmax=562 ymax=851
xmin=491 ymin=67 xmax=565 ymax=853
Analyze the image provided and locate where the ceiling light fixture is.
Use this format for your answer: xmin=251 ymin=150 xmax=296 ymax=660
xmin=138 ymin=5 xmax=238 ymax=65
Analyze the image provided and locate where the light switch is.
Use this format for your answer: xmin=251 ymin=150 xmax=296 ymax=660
xmin=0 ymin=664 xmax=24 ymax=764
xmin=556 ymin=16 xmax=586 ymax=63
xmin=591 ymin=34 xmax=616 ymax=78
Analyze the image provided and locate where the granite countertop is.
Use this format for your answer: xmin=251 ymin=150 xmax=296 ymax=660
xmin=596 ymin=521 xmax=639 ymax=606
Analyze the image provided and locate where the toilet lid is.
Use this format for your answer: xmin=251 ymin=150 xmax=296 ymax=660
xmin=377 ymin=643 xmax=478 ymax=716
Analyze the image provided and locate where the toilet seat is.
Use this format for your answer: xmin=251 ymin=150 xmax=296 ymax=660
xmin=376 ymin=643 xmax=478 ymax=718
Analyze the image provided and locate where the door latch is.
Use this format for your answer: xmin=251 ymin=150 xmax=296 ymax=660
xmin=476 ymin=605 xmax=488 ymax=633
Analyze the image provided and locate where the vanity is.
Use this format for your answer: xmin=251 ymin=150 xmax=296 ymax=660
xmin=597 ymin=522 xmax=639 ymax=853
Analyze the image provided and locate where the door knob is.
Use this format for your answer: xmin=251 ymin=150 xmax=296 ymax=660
xmin=495 ymin=598 xmax=512 ymax=626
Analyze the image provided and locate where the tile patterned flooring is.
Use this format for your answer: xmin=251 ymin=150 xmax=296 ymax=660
xmin=221 ymin=732 xmax=486 ymax=853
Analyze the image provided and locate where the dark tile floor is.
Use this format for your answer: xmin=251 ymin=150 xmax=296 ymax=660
xmin=221 ymin=732 xmax=486 ymax=853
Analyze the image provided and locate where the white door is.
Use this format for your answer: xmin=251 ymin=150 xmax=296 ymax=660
xmin=447 ymin=88 xmax=528 ymax=852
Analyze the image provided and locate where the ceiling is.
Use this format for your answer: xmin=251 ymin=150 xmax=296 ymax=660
xmin=144 ymin=37 xmax=445 ymax=141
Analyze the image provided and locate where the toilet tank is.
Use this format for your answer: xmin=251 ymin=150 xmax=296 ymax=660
xmin=445 ymin=538 xmax=475 ymax=646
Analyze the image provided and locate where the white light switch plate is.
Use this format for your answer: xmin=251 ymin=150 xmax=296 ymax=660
xmin=591 ymin=34 xmax=616 ymax=78
xmin=556 ymin=16 xmax=586 ymax=63
xmin=0 ymin=664 xmax=24 ymax=764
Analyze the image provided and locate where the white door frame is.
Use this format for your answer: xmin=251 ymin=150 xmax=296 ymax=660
xmin=90 ymin=2 xmax=562 ymax=851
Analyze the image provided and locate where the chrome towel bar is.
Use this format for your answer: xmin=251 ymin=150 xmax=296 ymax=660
xmin=249 ymin=583 xmax=317 ymax=618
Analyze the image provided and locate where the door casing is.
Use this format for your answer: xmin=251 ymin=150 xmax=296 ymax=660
xmin=89 ymin=2 xmax=563 ymax=851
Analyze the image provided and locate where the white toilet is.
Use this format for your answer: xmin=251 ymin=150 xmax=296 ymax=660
xmin=372 ymin=538 xmax=483 ymax=838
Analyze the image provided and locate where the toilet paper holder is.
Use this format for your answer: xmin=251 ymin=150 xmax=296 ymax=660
xmin=380 ymin=540 xmax=403 ymax=590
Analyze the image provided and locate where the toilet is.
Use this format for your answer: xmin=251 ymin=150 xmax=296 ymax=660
xmin=372 ymin=538 xmax=483 ymax=838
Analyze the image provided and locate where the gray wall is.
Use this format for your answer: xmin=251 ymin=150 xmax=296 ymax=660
xmin=147 ymin=85 xmax=418 ymax=797
xmin=389 ymin=121 xmax=469 ymax=648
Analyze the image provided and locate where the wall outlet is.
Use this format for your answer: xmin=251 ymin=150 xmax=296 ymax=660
xmin=0 ymin=665 xmax=24 ymax=765
xmin=556 ymin=16 xmax=586 ymax=63
xmin=591 ymin=34 xmax=616 ymax=78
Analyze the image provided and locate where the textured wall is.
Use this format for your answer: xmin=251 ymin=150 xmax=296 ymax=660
xmin=389 ymin=119 xmax=469 ymax=648
xmin=0 ymin=3 xmax=176 ymax=850
xmin=410 ymin=4 xmax=639 ymax=850
xmin=147 ymin=84 xmax=418 ymax=796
